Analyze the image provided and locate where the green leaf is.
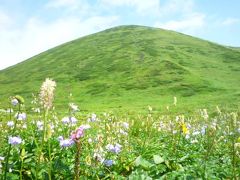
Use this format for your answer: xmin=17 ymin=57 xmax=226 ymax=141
xmin=153 ymin=155 xmax=164 ymax=164
xmin=15 ymin=95 xmax=25 ymax=104
xmin=135 ymin=156 xmax=153 ymax=169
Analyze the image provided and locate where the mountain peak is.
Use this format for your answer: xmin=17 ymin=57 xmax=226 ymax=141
xmin=0 ymin=25 xmax=239 ymax=110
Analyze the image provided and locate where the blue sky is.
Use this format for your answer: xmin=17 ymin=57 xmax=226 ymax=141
xmin=0 ymin=0 xmax=240 ymax=69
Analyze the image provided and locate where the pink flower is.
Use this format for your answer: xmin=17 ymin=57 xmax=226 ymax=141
xmin=71 ymin=127 xmax=84 ymax=141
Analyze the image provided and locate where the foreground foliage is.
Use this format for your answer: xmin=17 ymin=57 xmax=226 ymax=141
xmin=0 ymin=79 xmax=239 ymax=179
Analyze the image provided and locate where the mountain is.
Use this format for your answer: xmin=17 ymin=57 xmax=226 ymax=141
xmin=0 ymin=25 xmax=240 ymax=111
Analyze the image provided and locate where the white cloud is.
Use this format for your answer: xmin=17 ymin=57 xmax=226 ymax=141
xmin=0 ymin=15 xmax=119 ymax=70
xmin=222 ymin=18 xmax=239 ymax=26
xmin=100 ymin=0 xmax=160 ymax=15
xmin=100 ymin=0 xmax=195 ymax=17
xmin=45 ymin=0 xmax=93 ymax=17
xmin=158 ymin=0 xmax=194 ymax=16
xmin=46 ymin=0 xmax=79 ymax=9
xmin=153 ymin=0 xmax=206 ymax=35
xmin=155 ymin=13 xmax=205 ymax=34
xmin=0 ymin=11 xmax=12 ymax=30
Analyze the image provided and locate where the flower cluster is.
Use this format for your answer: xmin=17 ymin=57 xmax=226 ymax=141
xmin=106 ymin=143 xmax=122 ymax=154
xmin=58 ymin=125 xmax=90 ymax=147
xmin=88 ymin=113 xmax=98 ymax=122
xmin=62 ymin=116 xmax=78 ymax=125
xmin=39 ymin=78 xmax=56 ymax=109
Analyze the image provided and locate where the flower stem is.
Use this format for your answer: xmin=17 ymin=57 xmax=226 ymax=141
xmin=74 ymin=141 xmax=81 ymax=180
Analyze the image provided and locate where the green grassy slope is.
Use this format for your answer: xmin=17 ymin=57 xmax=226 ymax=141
xmin=0 ymin=25 xmax=240 ymax=111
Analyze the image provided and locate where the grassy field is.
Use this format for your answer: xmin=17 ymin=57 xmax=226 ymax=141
xmin=0 ymin=85 xmax=239 ymax=179
xmin=0 ymin=25 xmax=239 ymax=112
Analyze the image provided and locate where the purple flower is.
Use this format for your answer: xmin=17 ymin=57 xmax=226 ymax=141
xmin=15 ymin=113 xmax=27 ymax=121
xmin=62 ymin=116 xmax=78 ymax=124
xmin=57 ymin=136 xmax=64 ymax=141
xmin=88 ymin=113 xmax=97 ymax=122
xmin=36 ymin=121 xmax=43 ymax=130
xmin=59 ymin=139 xmax=74 ymax=147
xmin=62 ymin=117 xmax=70 ymax=124
xmin=201 ymin=126 xmax=207 ymax=135
xmin=9 ymin=136 xmax=22 ymax=145
xmin=106 ymin=143 xmax=122 ymax=154
xmin=11 ymin=99 xmax=18 ymax=106
xmin=104 ymin=159 xmax=114 ymax=167
xmin=7 ymin=121 xmax=14 ymax=127
xmin=70 ymin=117 xmax=77 ymax=124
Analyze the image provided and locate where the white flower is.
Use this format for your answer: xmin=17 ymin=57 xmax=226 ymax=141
xmin=88 ymin=138 xmax=93 ymax=143
xmin=93 ymin=153 xmax=105 ymax=163
xmin=79 ymin=124 xmax=91 ymax=129
xmin=22 ymin=124 xmax=27 ymax=129
xmin=33 ymin=108 xmax=40 ymax=113
xmin=192 ymin=131 xmax=200 ymax=136
xmin=36 ymin=121 xmax=43 ymax=130
xmin=191 ymin=139 xmax=198 ymax=144
xmin=69 ymin=103 xmax=79 ymax=112
xmin=122 ymin=122 xmax=129 ymax=129
xmin=173 ymin=96 xmax=177 ymax=106
xmin=6 ymin=109 xmax=13 ymax=113
xmin=175 ymin=116 xmax=179 ymax=122
xmin=201 ymin=126 xmax=207 ymax=135
xmin=39 ymin=78 xmax=56 ymax=109
xmin=201 ymin=109 xmax=208 ymax=119
xmin=148 ymin=105 xmax=152 ymax=111
xmin=119 ymin=129 xmax=128 ymax=135
xmin=0 ymin=156 xmax=4 ymax=161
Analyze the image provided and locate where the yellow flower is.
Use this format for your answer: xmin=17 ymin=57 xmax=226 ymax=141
xmin=181 ymin=123 xmax=189 ymax=135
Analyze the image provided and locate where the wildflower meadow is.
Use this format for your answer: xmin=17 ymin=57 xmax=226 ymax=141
xmin=0 ymin=78 xmax=239 ymax=179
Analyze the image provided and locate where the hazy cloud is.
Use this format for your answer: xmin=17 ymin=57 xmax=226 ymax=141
xmin=100 ymin=0 xmax=160 ymax=15
xmin=0 ymin=15 xmax=119 ymax=70
xmin=155 ymin=13 xmax=205 ymax=33
xmin=222 ymin=18 xmax=239 ymax=26
xmin=0 ymin=11 xmax=12 ymax=30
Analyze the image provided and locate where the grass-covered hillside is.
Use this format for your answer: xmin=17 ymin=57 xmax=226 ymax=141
xmin=0 ymin=25 xmax=240 ymax=111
